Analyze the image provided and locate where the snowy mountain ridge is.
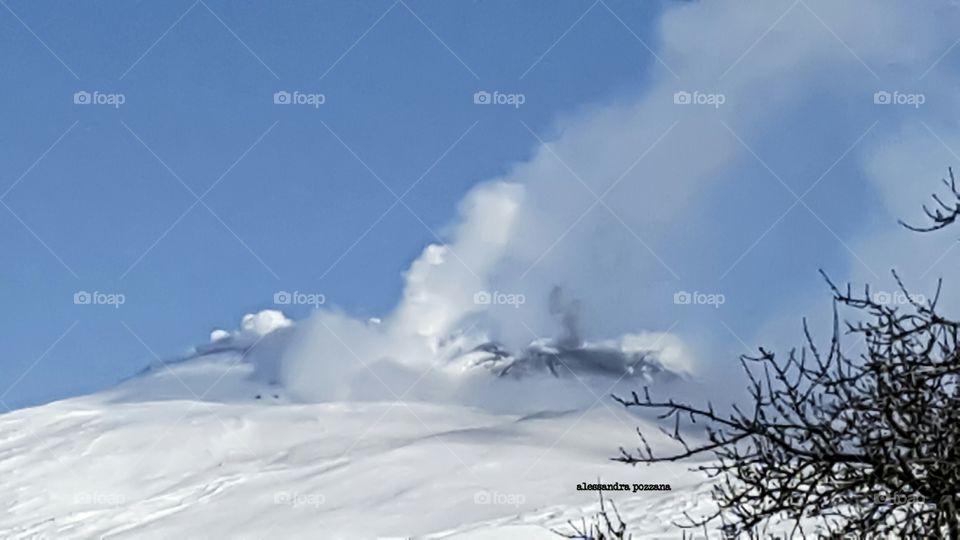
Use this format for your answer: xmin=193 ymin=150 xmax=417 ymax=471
xmin=0 ymin=310 xmax=722 ymax=539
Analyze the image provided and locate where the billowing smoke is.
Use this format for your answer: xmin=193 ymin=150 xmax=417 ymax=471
xmin=203 ymin=0 xmax=960 ymax=408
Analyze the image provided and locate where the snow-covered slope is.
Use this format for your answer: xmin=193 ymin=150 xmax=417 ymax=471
xmin=0 ymin=316 xmax=718 ymax=539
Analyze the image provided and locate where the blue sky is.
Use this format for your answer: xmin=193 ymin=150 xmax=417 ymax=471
xmin=4 ymin=0 xmax=960 ymax=410
xmin=0 ymin=1 xmax=669 ymax=408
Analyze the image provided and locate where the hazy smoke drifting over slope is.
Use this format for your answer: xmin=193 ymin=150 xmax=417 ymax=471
xmin=250 ymin=0 xmax=960 ymax=404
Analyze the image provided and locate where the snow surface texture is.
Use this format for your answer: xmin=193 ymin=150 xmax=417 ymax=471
xmin=0 ymin=313 xmax=718 ymax=539
xmin=0 ymin=311 xmax=839 ymax=538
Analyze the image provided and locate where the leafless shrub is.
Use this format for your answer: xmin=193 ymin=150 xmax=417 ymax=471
xmin=900 ymin=166 xmax=960 ymax=232
xmin=613 ymin=168 xmax=960 ymax=538
xmin=553 ymin=489 xmax=632 ymax=540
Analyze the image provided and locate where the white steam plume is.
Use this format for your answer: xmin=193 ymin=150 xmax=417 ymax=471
xmin=252 ymin=0 xmax=960 ymax=406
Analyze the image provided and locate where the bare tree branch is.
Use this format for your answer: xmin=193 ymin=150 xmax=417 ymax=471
xmin=614 ymin=271 xmax=960 ymax=538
